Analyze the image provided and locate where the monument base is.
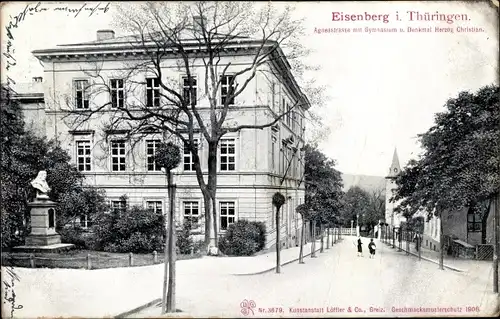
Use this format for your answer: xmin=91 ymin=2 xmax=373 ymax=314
xmin=12 ymin=243 xmax=75 ymax=253
xmin=26 ymin=233 xmax=62 ymax=246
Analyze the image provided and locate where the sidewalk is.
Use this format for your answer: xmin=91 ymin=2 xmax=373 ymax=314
xmin=1 ymin=236 xmax=335 ymax=318
xmin=382 ymin=238 xmax=495 ymax=288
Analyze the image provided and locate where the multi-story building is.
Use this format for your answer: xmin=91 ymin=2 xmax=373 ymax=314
xmin=22 ymin=28 xmax=309 ymax=250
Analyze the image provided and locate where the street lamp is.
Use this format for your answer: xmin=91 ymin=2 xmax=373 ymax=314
xmin=351 ymin=220 xmax=354 ymax=236
xmin=356 ymin=214 xmax=360 ymax=237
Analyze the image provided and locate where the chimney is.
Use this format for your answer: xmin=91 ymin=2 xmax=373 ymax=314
xmin=97 ymin=30 xmax=115 ymax=41
xmin=32 ymin=76 xmax=43 ymax=83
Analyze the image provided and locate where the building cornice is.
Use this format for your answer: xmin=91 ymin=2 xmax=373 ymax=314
xmin=32 ymin=36 xmax=310 ymax=110
xmin=11 ymin=93 xmax=44 ymax=102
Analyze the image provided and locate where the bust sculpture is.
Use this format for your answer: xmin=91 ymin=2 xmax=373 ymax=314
xmin=31 ymin=170 xmax=51 ymax=199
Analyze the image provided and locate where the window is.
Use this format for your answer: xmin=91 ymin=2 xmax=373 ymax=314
xmin=220 ymin=201 xmax=235 ymax=230
xmin=220 ymin=138 xmax=235 ymax=171
xmin=220 ymin=75 xmax=235 ymax=105
xmin=146 ymin=139 xmax=162 ymax=171
xmin=79 ymin=214 xmax=92 ymax=228
xmin=183 ymin=201 xmax=199 ymax=224
xmin=146 ymin=201 xmax=163 ymax=214
xmin=467 ymin=210 xmax=481 ymax=232
xmin=111 ymin=199 xmax=126 ymax=212
xmin=271 ymin=136 xmax=277 ymax=171
xmin=285 ymin=146 xmax=291 ymax=177
xmin=271 ymin=82 xmax=276 ymax=111
xmin=280 ymin=144 xmax=285 ymax=175
xmin=280 ymin=97 xmax=285 ymax=118
xmin=286 ymin=103 xmax=291 ymax=126
xmin=74 ymin=80 xmax=89 ymax=109
xmin=182 ymin=76 xmax=197 ymax=106
xmin=146 ymin=78 xmax=161 ymax=107
xmin=111 ymin=140 xmax=126 ymax=171
xmin=76 ymin=140 xmax=91 ymax=171
xmin=183 ymin=139 xmax=198 ymax=171
xmin=110 ymin=79 xmax=124 ymax=108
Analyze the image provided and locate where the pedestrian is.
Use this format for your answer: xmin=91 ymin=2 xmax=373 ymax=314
xmin=368 ymin=238 xmax=376 ymax=259
xmin=355 ymin=236 xmax=363 ymax=257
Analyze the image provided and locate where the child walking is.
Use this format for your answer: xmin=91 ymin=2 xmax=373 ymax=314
xmin=355 ymin=237 xmax=363 ymax=257
xmin=368 ymin=238 xmax=376 ymax=259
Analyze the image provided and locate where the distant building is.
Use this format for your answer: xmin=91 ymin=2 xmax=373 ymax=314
xmin=385 ymin=148 xmax=405 ymax=228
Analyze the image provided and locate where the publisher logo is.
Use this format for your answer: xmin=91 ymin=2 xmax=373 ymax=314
xmin=240 ymin=299 xmax=256 ymax=316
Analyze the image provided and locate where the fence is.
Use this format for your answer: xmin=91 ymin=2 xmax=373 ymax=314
xmin=476 ymin=244 xmax=494 ymax=260
xmin=338 ymin=227 xmax=356 ymax=236
xmin=1 ymin=250 xmax=200 ymax=270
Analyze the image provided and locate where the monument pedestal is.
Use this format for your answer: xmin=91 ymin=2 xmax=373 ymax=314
xmin=13 ymin=198 xmax=74 ymax=253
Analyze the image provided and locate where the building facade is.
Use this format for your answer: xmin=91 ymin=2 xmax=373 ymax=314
xmin=22 ymin=29 xmax=309 ymax=250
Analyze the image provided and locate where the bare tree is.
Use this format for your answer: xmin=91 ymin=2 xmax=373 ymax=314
xmin=51 ymin=2 xmax=326 ymax=254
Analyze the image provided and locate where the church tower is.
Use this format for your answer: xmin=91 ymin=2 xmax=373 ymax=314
xmin=385 ymin=148 xmax=401 ymax=227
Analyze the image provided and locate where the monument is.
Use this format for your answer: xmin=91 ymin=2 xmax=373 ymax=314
xmin=13 ymin=171 xmax=74 ymax=252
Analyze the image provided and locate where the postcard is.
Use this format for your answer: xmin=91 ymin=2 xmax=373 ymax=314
xmin=1 ymin=1 xmax=499 ymax=318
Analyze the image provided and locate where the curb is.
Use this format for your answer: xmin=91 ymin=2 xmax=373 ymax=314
xmin=114 ymin=298 xmax=162 ymax=318
xmin=117 ymin=239 xmax=342 ymax=318
xmin=118 ymin=239 xmax=343 ymax=317
xmin=234 ymin=246 xmax=324 ymax=276
xmin=382 ymin=241 xmax=465 ymax=272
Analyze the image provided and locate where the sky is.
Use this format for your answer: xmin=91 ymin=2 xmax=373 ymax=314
xmin=2 ymin=1 xmax=498 ymax=177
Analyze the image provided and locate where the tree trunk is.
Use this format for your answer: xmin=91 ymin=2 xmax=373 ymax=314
xmin=202 ymin=194 xmax=212 ymax=253
xmin=299 ymin=220 xmax=305 ymax=264
xmin=162 ymin=209 xmax=169 ymax=314
xmin=276 ymin=206 xmax=281 ymax=273
xmin=439 ymin=212 xmax=444 ymax=270
xmin=207 ymin=141 xmax=218 ymax=253
xmin=482 ymin=199 xmax=492 ymax=245
xmin=162 ymin=171 xmax=171 ymax=313
xmin=326 ymin=227 xmax=330 ymax=249
xmin=493 ymin=193 xmax=499 ymax=293
xmin=320 ymin=223 xmax=324 ymax=253
xmin=166 ymin=171 xmax=176 ymax=312
xmin=311 ymin=220 xmax=317 ymax=258
xmin=211 ymin=193 xmax=218 ymax=250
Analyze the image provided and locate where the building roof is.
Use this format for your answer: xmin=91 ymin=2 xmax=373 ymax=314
xmin=31 ymin=29 xmax=310 ymax=110
xmin=56 ymin=30 xmax=250 ymax=48
xmin=4 ymin=82 xmax=44 ymax=101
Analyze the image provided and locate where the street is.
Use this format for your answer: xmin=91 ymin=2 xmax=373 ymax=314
xmin=131 ymin=236 xmax=498 ymax=318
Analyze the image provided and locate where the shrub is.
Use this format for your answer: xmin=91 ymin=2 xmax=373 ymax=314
xmin=192 ymin=240 xmax=206 ymax=254
xmin=59 ymin=226 xmax=89 ymax=249
xmin=177 ymin=220 xmax=194 ymax=255
xmin=219 ymin=220 xmax=266 ymax=256
xmin=90 ymin=204 xmax=165 ymax=253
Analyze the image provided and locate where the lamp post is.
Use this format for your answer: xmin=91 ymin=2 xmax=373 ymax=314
xmin=351 ymin=220 xmax=354 ymax=236
xmin=356 ymin=214 xmax=360 ymax=237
